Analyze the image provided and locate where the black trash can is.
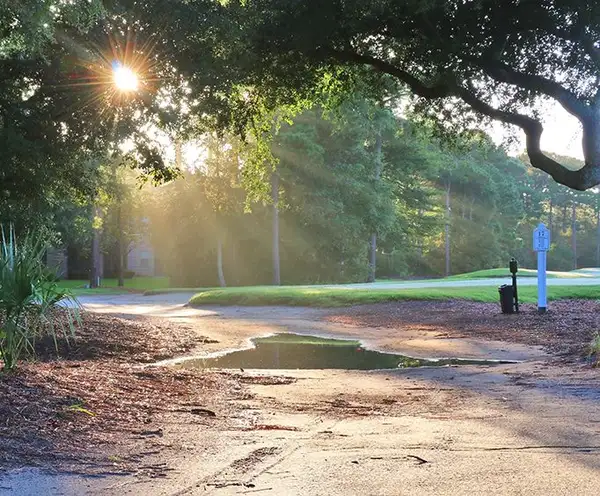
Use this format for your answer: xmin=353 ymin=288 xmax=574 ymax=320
xmin=498 ymin=284 xmax=515 ymax=314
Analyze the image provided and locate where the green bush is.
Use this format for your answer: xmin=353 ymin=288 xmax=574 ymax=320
xmin=0 ymin=227 xmax=78 ymax=371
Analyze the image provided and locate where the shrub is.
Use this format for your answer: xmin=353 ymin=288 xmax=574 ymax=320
xmin=0 ymin=227 xmax=78 ymax=371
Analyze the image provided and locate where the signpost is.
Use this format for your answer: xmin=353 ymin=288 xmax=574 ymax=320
xmin=533 ymin=223 xmax=550 ymax=313
xmin=509 ymin=258 xmax=519 ymax=313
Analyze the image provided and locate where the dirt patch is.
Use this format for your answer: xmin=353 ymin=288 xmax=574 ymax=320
xmin=257 ymin=377 xmax=470 ymax=419
xmin=0 ymin=312 xmax=242 ymax=474
xmin=325 ymin=300 xmax=598 ymax=361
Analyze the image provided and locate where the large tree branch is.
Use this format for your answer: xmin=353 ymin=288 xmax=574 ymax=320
xmin=331 ymin=49 xmax=600 ymax=190
xmin=471 ymin=58 xmax=591 ymax=121
xmin=332 ymin=50 xmax=453 ymax=98
xmin=455 ymin=87 xmax=598 ymax=190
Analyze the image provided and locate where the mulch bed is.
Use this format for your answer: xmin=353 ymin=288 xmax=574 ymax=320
xmin=34 ymin=311 xmax=215 ymax=363
xmin=0 ymin=312 xmax=242 ymax=474
xmin=326 ymin=300 xmax=600 ymax=362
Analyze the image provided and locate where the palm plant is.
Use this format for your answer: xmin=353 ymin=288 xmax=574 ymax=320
xmin=0 ymin=227 xmax=78 ymax=371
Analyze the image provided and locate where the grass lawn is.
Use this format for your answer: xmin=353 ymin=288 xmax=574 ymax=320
xmin=257 ymin=334 xmax=361 ymax=346
xmin=58 ymin=277 xmax=170 ymax=296
xmin=188 ymin=284 xmax=600 ymax=307
xmin=143 ymin=287 xmax=207 ymax=296
xmin=443 ymin=267 xmax=592 ymax=280
xmin=68 ymin=287 xmax=131 ymax=296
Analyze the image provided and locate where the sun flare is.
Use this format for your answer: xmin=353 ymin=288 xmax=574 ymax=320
xmin=113 ymin=65 xmax=139 ymax=91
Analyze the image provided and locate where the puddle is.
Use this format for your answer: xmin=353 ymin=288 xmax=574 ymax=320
xmin=178 ymin=333 xmax=516 ymax=370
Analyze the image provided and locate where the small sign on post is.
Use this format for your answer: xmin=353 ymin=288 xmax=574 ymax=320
xmin=533 ymin=223 xmax=550 ymax=313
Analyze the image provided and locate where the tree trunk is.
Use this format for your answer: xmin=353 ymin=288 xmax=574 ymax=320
xmin=231 ymin=242 xmax=237 ymax=286
xmin=175 ymin=139 xmax=183 ymax=168
xmin=111 ymin=158 xmax=125 ymax=288
xmin=117 ymin=204 xmax=125 ymax=287
xmin=90 ymin=205 xmax=102 ymax=288
xmin=596 ymin=208 xmax=600 ymax=267
xmin=271 ymin=172 xmax=281 ymax=285
xmin=417 ymin=209 xmax=424 ymax=258
xmin=217 ymin=235 xmax=226 ymax=287
xmin=445 ymin=182 xmax=451 ymax=277
xmin=368 ymin=232 xmax=378 ymax=282
xmin=117 ymin=239 xmax=125 ymax=287
xmin=367 ymin=131 xmax=383 ymax=282
xmin=571 ymin=201 xmax=577 ymax=270
xmin=468 ymin=197 xmax=474 ymax=221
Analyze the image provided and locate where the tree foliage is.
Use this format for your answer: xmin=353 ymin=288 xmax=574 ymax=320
xmin=146 ymin=102 xmax=600 ymax=284
xmin=0 ymin=0 xmax=180 ymax=231
xmin=3 ymin=0 xmax=599 ymax=198
xmin=112 ymin=0 xmax=600 ymax=190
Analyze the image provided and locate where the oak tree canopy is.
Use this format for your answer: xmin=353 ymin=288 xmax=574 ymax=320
xmin=129 ymin=0 xmax=600 ymax=189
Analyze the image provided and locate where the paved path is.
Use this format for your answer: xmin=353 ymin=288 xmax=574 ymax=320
xmin=328 ymin=276 xmax=600 ymax=290
xmin=4 ymin=294 xmax=600 ymax=495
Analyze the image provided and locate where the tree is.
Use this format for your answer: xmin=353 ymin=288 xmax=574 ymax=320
xmin=123 ymin=0 xmax=600 ymax=190
xmin=101 ymin=158 xmax=148 ymax=287
xmin=0 ymin=0 xmax=178 ymax=234
xmin=204 ymin=135 xmax=247 ymax=287
xmin=145 ymin=103 xmax=600 ymax=283
xmin=273 ymin=104 xmax=397 ymax=282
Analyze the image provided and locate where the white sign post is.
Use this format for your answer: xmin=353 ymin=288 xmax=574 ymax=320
xmin=533 ymin=223 xmax=550 ymax=313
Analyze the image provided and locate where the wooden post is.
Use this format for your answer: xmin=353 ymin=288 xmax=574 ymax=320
xmin=445 ymin=181 xmax=451 ymax=277
xmin=90 ymin=205 xmax=102 ymax=288
xmin=271 ymin=172 xmax=281 ymax=285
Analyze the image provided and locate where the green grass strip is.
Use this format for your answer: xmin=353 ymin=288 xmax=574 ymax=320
xmin=57 ymin=276 xmax=171 ymax=293
xmin=443 ymin=268 xmax=591 ymax=280
xmin=256 ymin=334 xmax=361 ymax=346
xmin=188 ymin=285 xmax=600 ymax=308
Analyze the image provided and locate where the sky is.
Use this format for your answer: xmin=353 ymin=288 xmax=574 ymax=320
xmin=493 ymin=101 xmax=583 ymax=160
xmin=538 ymin=104 xmax=583 ymax=159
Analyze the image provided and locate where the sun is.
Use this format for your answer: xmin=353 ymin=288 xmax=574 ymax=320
xmin=113 ymin=65 xmax=139 ymax=91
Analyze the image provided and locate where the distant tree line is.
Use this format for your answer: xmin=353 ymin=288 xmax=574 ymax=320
xmin=145 ymin=100 xmax=600 ymax=287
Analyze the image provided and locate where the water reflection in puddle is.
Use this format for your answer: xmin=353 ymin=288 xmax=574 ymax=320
xmin=178 ymin=333 xmax=516 ymax=370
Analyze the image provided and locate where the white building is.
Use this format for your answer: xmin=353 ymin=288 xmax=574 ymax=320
xmin=127 ymin=238 xmax=155 ymax=276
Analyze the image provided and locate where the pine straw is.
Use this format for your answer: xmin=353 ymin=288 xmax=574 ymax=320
xmin=33 ymin=311 xmax=215 ymax=363
xmin=326 ymin=300 xmax=600 ymax=362
xmin=0 ymin=311 xmax=242 ymax=473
